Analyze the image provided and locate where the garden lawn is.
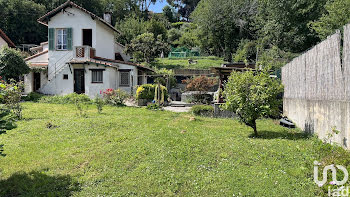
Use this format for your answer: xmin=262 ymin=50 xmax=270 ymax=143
xmin=149 ymin=56 xmax=226 ymax=70
xmin=0 ymin=103 xmax=346 ymax=196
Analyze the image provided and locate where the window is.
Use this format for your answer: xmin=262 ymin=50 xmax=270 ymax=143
xmin=91 ymin=70 xmax=103 ymax=83
xmin=63 ymin=74 xmax=68 ymax=80
xmin=120 ymin=71 xmax=130 ymax=87
xmin=56 ymin=29 xmax=67 ymax=50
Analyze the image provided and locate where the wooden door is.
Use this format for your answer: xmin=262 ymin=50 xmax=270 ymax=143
xmin=74 ymin=69 xmax=85 ymax=94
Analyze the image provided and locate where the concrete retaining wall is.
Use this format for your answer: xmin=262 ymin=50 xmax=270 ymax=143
xmin=284 ymin=98 xmax=350 ymax=148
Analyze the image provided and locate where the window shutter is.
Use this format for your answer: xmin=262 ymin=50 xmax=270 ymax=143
xmin=67 ymin=28 xmax=73 ymax=50
xmin=48 ymin=28 xmax=55 ymax=51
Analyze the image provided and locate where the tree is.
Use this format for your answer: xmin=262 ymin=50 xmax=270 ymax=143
xmin=192 ymin=0 xmax=258 ymax=62
xmin=145 ymin=18 xmax=169 ymax=41
xmin=255 ymin=0 xmax=327 ymax=53
xmin=163 ymin=5 xmax=179 ymax=23
xmin=310 ymin=0 xmax=350 ymax=40
xmin=222 ymin=69 xmax=283 ymax=136
xmin=125 ymin=33 xmax=170 ymax=63
xmin=176 ymin=23 xmax=199 ymax=48
xmin=167 ymin=0 xmax=201 ymax=21
xmin=0 ymin=47 xmax=30 ymax=81
xmin=116 ymin=14 xmax=147 ymax=45
xmin=167 ymin=28 xmax=182 ymax=45
xmin=0 ymin=0 xmax=47 ymax=44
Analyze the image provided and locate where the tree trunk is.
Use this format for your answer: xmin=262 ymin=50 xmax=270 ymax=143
xmin=252 ymin=120 xmax=258 ymax=136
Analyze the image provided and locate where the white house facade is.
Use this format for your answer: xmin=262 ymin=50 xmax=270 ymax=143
xmin=0 ymin=29 xmax=15 ymax=49
xmin=24 ymin=0 xmax=153 ymax=97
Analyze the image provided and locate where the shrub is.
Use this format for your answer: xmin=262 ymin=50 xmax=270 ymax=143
xmin=0 ymin=47 xmax=30 ymax=80
xmin=23 ymin=92 xmax=43 ymax=102
xmin=146 ymin=103 xmax=161 ymax=110
xmin=102 ymin=89 xmax=129 ymax=106
xmin=182 ymin=76 xmax=217 ymax=92
xmin=39 ymin=93 xmax=91 ymax=104
xmin=94 ymin=96 xmax=104 ymax=113
xmin=191 ymin=105 xmax=214 ymax=116
xmin=0 ymin=79 xmax=24 ymax=119
xmin=185 ymin=93 xmax=213 ymax=105
xmin=136 ymin=84 xmax=168 ymax=100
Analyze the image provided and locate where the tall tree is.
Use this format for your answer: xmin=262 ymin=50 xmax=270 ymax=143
xmin=162 ymin=5 xmax=179 ymax=23
xmin=192 ymin=0 xmax=258 ymax=62
xmin=116 ymin=14 xmax=147 ymax=45
xmin=167 ymin=0 xmax=200 ymax=21
xmin=125 ymin=32 xmax=170 ymax=63
xmin=255 ymin=0 xmax=327 ymax=53
xmin=310 ymin=0 xmax=350 ymax=40
xmin=0 ymin=0 xmax=47 ymax=45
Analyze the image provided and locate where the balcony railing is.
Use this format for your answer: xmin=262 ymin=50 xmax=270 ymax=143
xmin=73 ymin=46 xmax=96 ymax=61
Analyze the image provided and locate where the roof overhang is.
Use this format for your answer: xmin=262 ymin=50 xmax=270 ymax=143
xmin=0 ymin=29 xmax=15 ymax=48
xmin=70 ymin=59 xmax=119 ymax=69
xmin=92 ymin=56 xmax=154 ymax=73
xmin=37 ymin=0 xmax=121 ymax=34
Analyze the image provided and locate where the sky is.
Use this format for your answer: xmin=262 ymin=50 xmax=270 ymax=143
xmin=149 ymin=1 xmax=169 ymax=13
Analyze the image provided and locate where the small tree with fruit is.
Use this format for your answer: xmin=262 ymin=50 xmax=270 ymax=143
xmin=222 ymin=69 xmax=283 ymax=136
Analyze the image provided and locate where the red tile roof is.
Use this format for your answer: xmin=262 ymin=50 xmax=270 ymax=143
xmin=28 ymin=63 xmax=48 ymax=68
xmin=0 ymin=29 xmax=15 ymax=48
xmin=93 ymin=56 xmax=154 ymax=72
xmin=37 ymin=0 xmax=121 ymax=34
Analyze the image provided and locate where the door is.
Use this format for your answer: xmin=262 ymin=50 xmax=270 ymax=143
xmin=33 ymin=72 xmax=41 ymax=92
xmin=82 ymin=29 xmax=92 ymax=47
xmin=74 ymin=69 xmax=85 ymax=94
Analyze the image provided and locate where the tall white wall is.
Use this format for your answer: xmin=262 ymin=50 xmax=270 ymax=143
xmin=95 ymin=21 xmax=115 ymax=59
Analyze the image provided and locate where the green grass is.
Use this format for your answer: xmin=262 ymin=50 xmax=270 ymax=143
xmin=0 ymin=103 xmax=349 ymax=196
xmin=149 ymin=56 xmax=227 ymax=70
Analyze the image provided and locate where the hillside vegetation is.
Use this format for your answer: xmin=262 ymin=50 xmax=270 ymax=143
xmin=149 ymin=56 xmax=227 ymax=70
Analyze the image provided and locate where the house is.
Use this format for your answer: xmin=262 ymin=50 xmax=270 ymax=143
xmin=0 ymin=29 xmax=16 ymax=49
xmin=24 ymin=0 xmax=153 ymax=97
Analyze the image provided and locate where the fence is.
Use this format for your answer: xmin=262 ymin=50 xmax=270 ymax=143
xmin=282 ymin=25 xmax=350 ymax=148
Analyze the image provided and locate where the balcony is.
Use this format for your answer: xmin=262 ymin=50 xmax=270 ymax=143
xmin=73 ymin=46 xmax=96 ymax=61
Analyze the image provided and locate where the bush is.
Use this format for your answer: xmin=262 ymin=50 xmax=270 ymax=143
xmin=39 ymin=93 xmax=91 ymax=104
xmin=191 ymin=105 xmax=214 ymax=116
xmin=136 ymin=84 xmax=168 ymax=100
xmin=0 ymin=79 xmax=24 ymax=119
xmin=102 ymin=89 xmax=129 ymax=106
xmin=23 ymin=92 xmax=43 ymax=102
xmin=94 ymin=96 xmax=104 ymax=113
xmin=0 ymin=47 xmax=30 ymax=80
xmin=182 ymin=76 xmax=217 ymax=92
xmin=146 ymin=103 xmax=161 ymax=110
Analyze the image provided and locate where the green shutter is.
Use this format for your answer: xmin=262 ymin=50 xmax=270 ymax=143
xmin=67 ymin=28 xmax=73 ymax=50
xmin=48 ymin=28 xmax=55 ymax=51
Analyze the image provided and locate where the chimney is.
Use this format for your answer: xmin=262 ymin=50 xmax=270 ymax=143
xmin=103 ymin=12 xmax=112 ymax=24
